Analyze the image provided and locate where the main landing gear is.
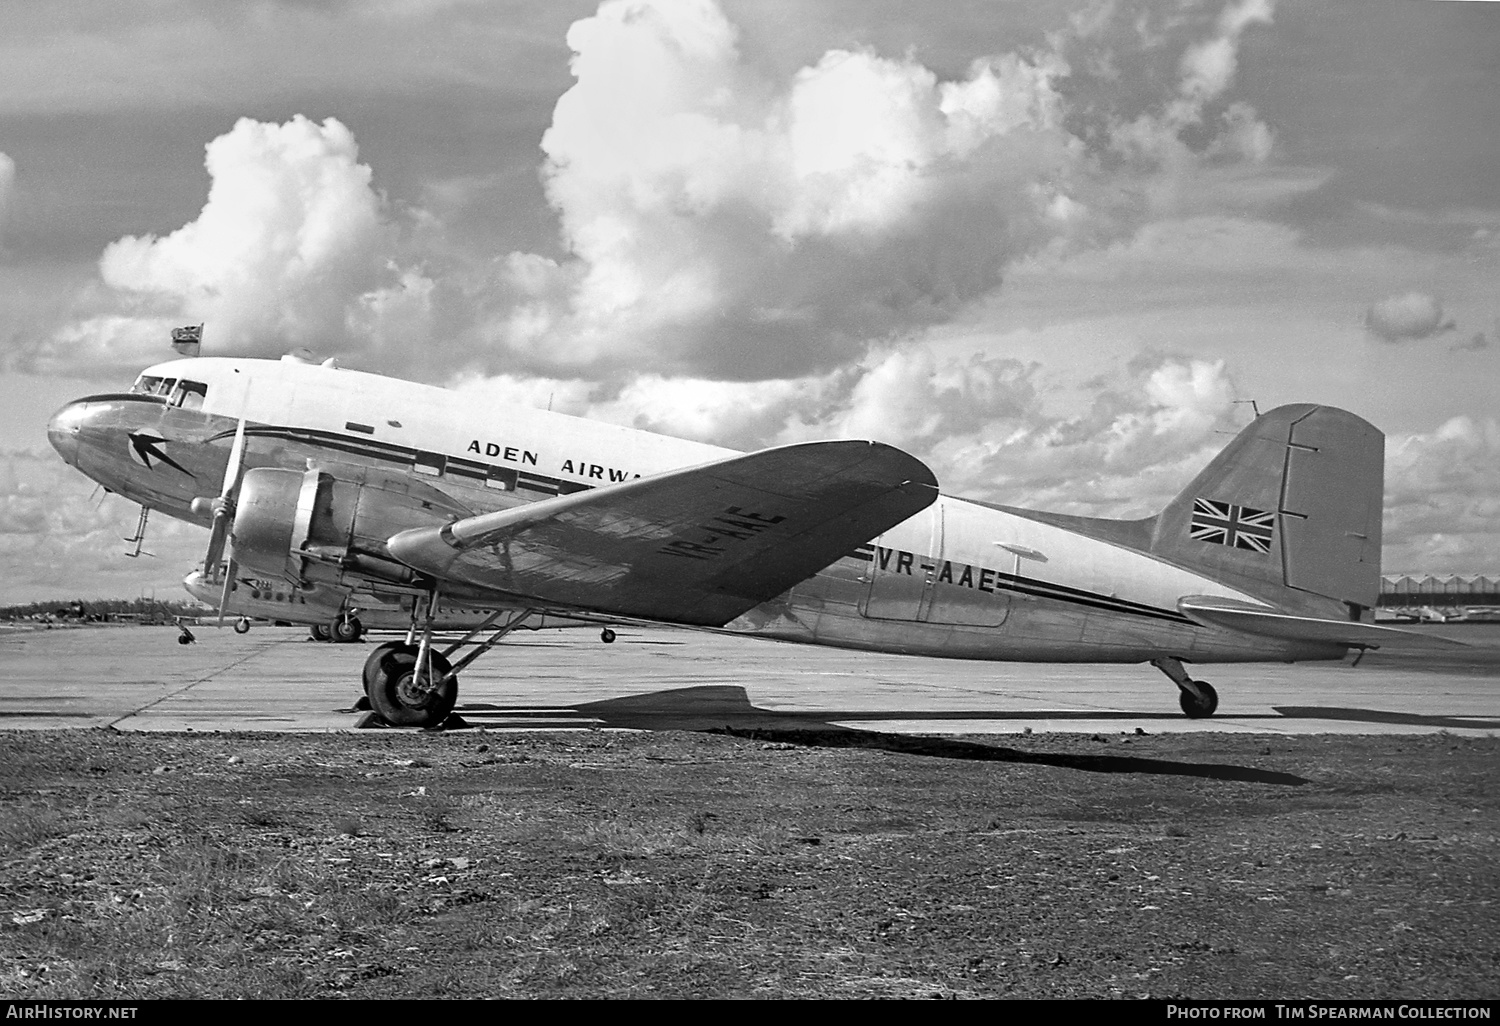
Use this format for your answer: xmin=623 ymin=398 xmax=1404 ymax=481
xmin=311 ymin=615 xmax=364 ymax=643
xmin=359 ymin=593 xmax=536 ymax=729
xmin=1151 ymin=656 xmax=1219 ymax=718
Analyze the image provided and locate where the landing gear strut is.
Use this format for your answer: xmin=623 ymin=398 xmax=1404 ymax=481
xmin=359 ymin=595 xmax=536 ymax=728
xmin=1151 ymin=656 xmax=1219 ymax=718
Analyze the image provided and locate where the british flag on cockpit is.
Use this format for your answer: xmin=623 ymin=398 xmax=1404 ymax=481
xmin=1189 ymin=497 xmax=1276 ymax=553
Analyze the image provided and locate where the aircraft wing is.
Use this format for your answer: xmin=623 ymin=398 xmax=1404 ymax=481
xmin=1178 ymin=596 xmax=1471 ymax=650
xmin=387 ymin=440 xmax=939 ymax=626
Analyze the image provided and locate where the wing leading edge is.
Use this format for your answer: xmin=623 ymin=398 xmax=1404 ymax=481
xmin=387 ymin=440 xmax=939 ymax=627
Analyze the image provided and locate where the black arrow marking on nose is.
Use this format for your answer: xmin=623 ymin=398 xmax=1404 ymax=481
xmin=128 ymin=432 xmax=196 ymax=478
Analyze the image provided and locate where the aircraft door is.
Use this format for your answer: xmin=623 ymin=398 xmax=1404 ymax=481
xmin=924 ymin=500 xmax=1011 ymax=627
xmin=861 ymin=505 xmax=942 ymax=621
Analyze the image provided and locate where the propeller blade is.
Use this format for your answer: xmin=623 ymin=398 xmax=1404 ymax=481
xmin=220 ymin=417 xmax=246 ymax=496
xmin=217 ymin=556 xmax=238 ymax=626
xmin=201 ymin=417 xmax=247 ymax=576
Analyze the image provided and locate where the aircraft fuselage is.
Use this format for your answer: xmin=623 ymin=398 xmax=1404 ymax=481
xmin=48 ymin=355 xmax=1340 ymax=666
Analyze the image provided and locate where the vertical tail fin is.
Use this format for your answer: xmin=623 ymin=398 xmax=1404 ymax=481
xmin=1152 ymin=404 xmax=1384 ymax=617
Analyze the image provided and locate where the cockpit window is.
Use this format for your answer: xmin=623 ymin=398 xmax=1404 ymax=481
xmin=130 ymin=375 xmax=182 ymax=398
xmin=171 ymin=380 xmax=208 ymax=410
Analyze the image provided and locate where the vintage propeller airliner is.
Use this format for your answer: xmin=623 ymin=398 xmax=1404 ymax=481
xmin=48 ymin=350 xmax=1441 ymax=727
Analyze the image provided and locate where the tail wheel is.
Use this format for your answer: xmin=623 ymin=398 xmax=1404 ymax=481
xmin=367 ymin=646 xmax=456 ymax=728
xmin=600 ymin=627 xmax=617 ymax=644
xmin=233 ymin=617 xmax=251 ymax=635
xmin=332 ymin=616 xmax=363 ymax=643
xmin=1178 ymin=680 xmax=1219 ymax=718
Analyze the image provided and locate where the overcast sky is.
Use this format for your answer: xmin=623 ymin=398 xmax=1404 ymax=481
xmin=1 ymin=0 xmax=1496 ymax=604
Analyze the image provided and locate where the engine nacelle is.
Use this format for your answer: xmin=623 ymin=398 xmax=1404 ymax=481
xmin=231 ymin=465 xmax=473 ymax=588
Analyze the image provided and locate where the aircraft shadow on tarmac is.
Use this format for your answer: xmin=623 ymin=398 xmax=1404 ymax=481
xmin=1271 ymin=706 xmax=1500 ymax=730
xmin=452 ymin=684 xmax=1310 ymax=786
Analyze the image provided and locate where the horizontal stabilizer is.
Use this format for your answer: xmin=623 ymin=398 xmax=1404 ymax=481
xmin=1178 ymin=596 xmax=1470 ymax=650
xmin=387 ymin=440 xmax=938 ymax=627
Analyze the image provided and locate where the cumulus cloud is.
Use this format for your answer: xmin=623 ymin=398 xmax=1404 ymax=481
xmin=1364 ymin=291 xmax=1456 ymax=344
xmin=458 ymin=0 xmax=1287 ymax=381
xmin=473 ymin=0 xmax=1086 ymax=380
xmin=32 ymin=0 xmax=1288 ymax=385
xmin=1384 ymin=417 xmax=1500 ymax=574
xmin=29 ymin=116 xmax=401 ymax=373
xmin=1176 ymin=0 xmax=1273 ymax=110
xmin=1079 ymin=0 xmax=1277 ymax=214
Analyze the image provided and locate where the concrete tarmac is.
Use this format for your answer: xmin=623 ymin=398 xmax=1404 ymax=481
xmin=1 ymin=622 xmax=1497 ymax=736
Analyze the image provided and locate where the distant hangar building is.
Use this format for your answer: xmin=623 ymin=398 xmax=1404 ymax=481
xmin=1379 ymin=575 xmax=1500 ymax=621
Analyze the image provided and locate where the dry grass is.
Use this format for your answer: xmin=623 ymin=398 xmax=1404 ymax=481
xmin=1 ymin=728 xmax=1496 ymax=999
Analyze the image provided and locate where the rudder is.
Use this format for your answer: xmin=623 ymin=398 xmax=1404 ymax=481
xmin=1152 ymin=404 xmax=1384 ymax=617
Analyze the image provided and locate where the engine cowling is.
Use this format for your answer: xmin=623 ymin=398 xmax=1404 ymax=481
xmin=230 ymin=464 xmax=473 ymax=588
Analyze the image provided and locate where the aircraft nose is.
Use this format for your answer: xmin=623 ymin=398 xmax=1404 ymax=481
xmin=47 ymin=401 xmax=87 ymax=465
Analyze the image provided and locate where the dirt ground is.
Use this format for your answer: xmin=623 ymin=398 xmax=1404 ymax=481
xmin=1 ymin=726 xmax=1496 ymax=999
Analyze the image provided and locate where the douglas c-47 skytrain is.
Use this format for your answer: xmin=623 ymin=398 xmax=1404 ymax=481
xmin=48 ymin=350 xmax=1455 ymax=727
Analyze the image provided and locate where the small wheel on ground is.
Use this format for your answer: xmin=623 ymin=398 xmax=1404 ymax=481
xmin=367 ymin=647 xmax=457 ymax=728
xmin=600 ymin=627 xmax=616 ymax=644
xmin=1178 ymin=679 xmax=1219 ymax=718
xmin=234 ymin=617 xmax=251 ymax=635
xmin=331 ymin=616 xmax=363 ymax=643
xmin=311 ymin=623 xmax=332 ymax=642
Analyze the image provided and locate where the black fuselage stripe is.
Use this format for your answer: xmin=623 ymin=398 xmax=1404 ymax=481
xmin=993 ymin=574 xmax=1191 ymax=622
xmin=842 ymin=556 xmax=1194 ymax=625
xmin=996 ymin=579 xmax=1191 ymax=624
xmin=211 ymin=424 xmax=590 ymax=497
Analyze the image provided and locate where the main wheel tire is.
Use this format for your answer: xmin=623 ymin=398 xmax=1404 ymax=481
xmin=311 ymin=623 xmax=332 ymax=642
xmin=1178 ymin=679 xmax=1219 ymax=718
xmin=233 ymin=617 xmax=251 ymax=635
xmin=367 ymin=647 xmax=457 ymax=728
xmin=362 ymin=641 xmax=411 ymax=695
xmin=332 ymin=616 xmax=363 ymax=643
